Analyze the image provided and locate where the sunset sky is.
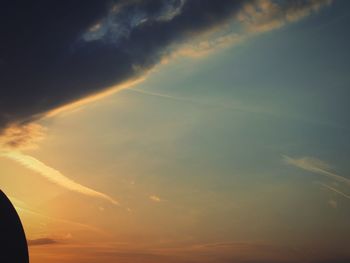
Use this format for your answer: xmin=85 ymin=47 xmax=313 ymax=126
xmin=1 ymin=1 xmax=350 ymax=262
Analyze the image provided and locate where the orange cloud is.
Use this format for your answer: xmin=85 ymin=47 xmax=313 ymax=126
xmin=1 ymin=151 xmax=119 ymax=205
xmin=0 ymin=123 xmax=45 ymax=150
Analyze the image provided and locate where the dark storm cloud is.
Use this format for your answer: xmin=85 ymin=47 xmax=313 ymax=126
xmin=0 ymin=0 xmax=334 ymax=134
xmin=0 ymin=0 xmax=247 ymax=131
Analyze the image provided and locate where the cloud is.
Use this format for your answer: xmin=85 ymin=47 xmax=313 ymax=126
xmin=1 ymin=151 xmax=119 ymax=205
xmin=319 ymin=182 xmax=350 ymax=200
xmin=127 ymin=87 xmax=272 ymax=115
xmin=283 ymin=155 xmax=350 ymax=186
xmin=0 ymin=0 xmax=246 ymax=132
xmin=238 ymin=0 xmax=333 ymax=33
xmin=128 ymin=87 xmax=192 ymax=102
xmin=178 ymin=0 xmax=332 ymax=57
xmin=27 ymin=238 xmax=58 ymax=246
xmin=24 ymin=237 xmax=350 ymax=263
xmin=45 ymin=77 xmax=144 ymax=118
xmin=9 ymin=195 xmax=106 ymax=234
xmin=0 ymin=0 xmax=333 ymax=138
xmin=0 ymin=123 xmax=46 ymax=150
xmin=28 ymin=233 xmax=73 ymax=246
xmin=149 ymin=195 xmax=163 ymax=202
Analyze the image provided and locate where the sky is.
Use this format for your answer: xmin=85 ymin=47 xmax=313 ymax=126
xmin=1 ymin=0 xmax=350 ymax=262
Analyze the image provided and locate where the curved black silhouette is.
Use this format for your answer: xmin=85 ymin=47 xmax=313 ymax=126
xmin=0 ymin=190 xmax=29 ymax=263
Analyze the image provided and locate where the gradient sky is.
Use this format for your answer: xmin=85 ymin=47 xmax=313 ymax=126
xmin=1 ymin=1 xmax=350 ymax=263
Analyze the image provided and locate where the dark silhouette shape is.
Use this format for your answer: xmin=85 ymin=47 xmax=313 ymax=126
xmin=0 ymin=190 xmax=29 ymax=263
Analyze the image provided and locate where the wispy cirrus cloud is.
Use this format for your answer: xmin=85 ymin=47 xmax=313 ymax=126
xmin=283 ymin=155 xmax=350 ymax=186
xmin=1 ymin=151 xmax=119 ymax=205
xmin=9 ymin=195 xmax=106 ymax=235
xmin=127 ymin=87 xmax=272 ymax=116
xmin=318 ymin=182 xmax=350 ymax=200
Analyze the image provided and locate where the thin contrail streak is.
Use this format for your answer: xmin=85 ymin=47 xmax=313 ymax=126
xmin=283 ymin=155 xmax=350 ymax=186
xmin=9 ymin=195 xmax=108 ymax=235
xmin=1 ymin=151 xmax=119 ymax=205
xmin=127 ymin=88 xmax=266 ymax=114
xmin=127 ymin=88 xmax=344 ymax=129
xmin=14 ymin=204 xmax=105 ymax=234
xmin=128 ymin=88 xmax=193 ymax=102
xmin=319 ymin=182 xmax=350 ymax=200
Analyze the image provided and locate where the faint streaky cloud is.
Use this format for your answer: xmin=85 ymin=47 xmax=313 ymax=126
xmin=127 ymin=88 xmax=342 ymax=129
xmin=28 ymin=238 xmax=58 ymax=246
xmin=149 ymin=195 xmax=163 ymax=202
xmin=10 ymin=196 xmax=105 ymax=234
xmin=127 ymin=88 xmax=271 ymax=116
xmin=28 ymin=233 xmax=73 ymax=246
xmin=318 ymin=182 xmax=350 ymax=200
xmin=283 ymin=155 xmax=350 ymax=186
xmin=129 ymin=88 xmax=189 ymax=102
xmin=1 ymin=151 xmax=119 ymax=205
